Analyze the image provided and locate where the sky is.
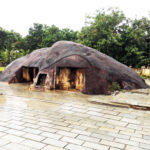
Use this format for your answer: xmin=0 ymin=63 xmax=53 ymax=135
xmin=0 ymin=0 xmax=150 ymax=36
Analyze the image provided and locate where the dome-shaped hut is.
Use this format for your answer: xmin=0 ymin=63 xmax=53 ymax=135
xmin=0 ymin=41 xmax=148 ymax=94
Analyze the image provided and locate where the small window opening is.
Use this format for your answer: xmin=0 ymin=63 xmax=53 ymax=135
xmin=37 ymin=74 xmax=47 ymax=86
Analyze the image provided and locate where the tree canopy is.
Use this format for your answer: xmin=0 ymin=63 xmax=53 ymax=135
xmin=0 ymin=8 xmax=149 ymax=67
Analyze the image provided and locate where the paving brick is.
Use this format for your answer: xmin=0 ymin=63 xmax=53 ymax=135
xmin=143 ymin=135 xmax=150 ymax=140
xmin=69 ymin=124 xmax=87 ymax=130
xmin=71 ymin=129 xmax=91 ymax=136
xmin=43 ymin=138 xmax=67 ymax=147
xmin=72 ymin=112 xmax=90 ymax=118
xmin=125 ymin=145 xmax=143 ymax=150
xmin=87 ymin=107 xmax=102 ymax=112
xmin=22 ymin=119 xmax=38 ymax=124
xmin=107 ymin=120 xmax=128 ymax=127
xmin=65 ymin=120 xmax=81 ymax=126
xmin=115 ymin=126 xmax=134 ymax=133
xmin=103 ymin=114 xmax=121 ymax=120
xmin=57 ymin=131 xmax=77 ymax=138
xmin=0 ymin=138 xmax=10 ymax=146
xmin=63 ymin=116 xmax=81 ymax=122
xmin=37 ymin=118 xmax=52 ymax=123
xmin=80 ymin=119 xmax=97 ymax=125
xmin=59 ymin=109 xmax=74 ymax=114
xmin=0 ymin=126 xmax=9 ymax=132
xmin=91 ymin=133 xmax=114 ymax=141
xmin=53 ymin=121 xmax=69 ymax=127
xmin=21 ymin=139 xmax=45 ymax=149
xmin=136 ymin=130 xmax=150 ymax=136
xmin=3 ymin=143 xmax=32 ymax=150
xmin=121 ymin=118 xmax=140 ymax=124
xmin=5 ymin=129 xmax=26 ymax=136
xmin=106 ymin=132 xmax=130 ymax=140
xmin=61 ymin=136 xmax=84 ymax=145
xmin=7 ymin=120 xmax=25 ymax=125
xmin=100 ymin=139 xmax=125 ymax=149
xmin=23 ymin=127 xmax=43 ymax=134
xmin=80 ymin=123 xmax=98 ymax=129
xmin=109 ymin=147 xmax=121 ymax=150
xmin=115 ymin=138 xmax=139 ymax=147
xmin=1 ymin=84 xmax=150 ymax=150
xmin=6 ymin=124 xmax=25 ymax=130
xmin=96 ymin=122 xmax=114 ymax=128
xmin=99 ymin=126 xmax=119 ymax=133
xmin=87 ymin=111 xmax=104 ymax=116
xmin=23 ymin=133 xmax=45 ymax=141
xmin=89 ymin=116 xmax=108 ymax=122
xmin=53 ymin=125 xmax=72 ymax=132
xmin=139 ymin=143 xmax=150 ymax=150
xmin=65 ymin=144 xmax=92 ymax=150
xmin=42 ymin=145 xmax=65 ymax=150
xmin=118 ymin=113 xmax=136 ymax=119
xmin=83 ymin=141 xmax=109 ymax=150
xmin=119 ymin=130 xmax=142 ymax=138
xmin=39 ymin=126 xmax=58 ymax=133
xmin=72 ymin=108 xmax=87 ymax=113
xmin=23 ymin=123 xmax=40 ymax=129
xmin=77 ymin=135 xmax=100 ymax=143
xmin=60 ymin=106 xmax=73 ymax=110
xmin=37 ymin=122 xmax=53 ymax=127
xmin=2 ymin=134 xmax=25 ymax=143
xmin=41 ymin=132 xmax=62 ymax=140
xmin=131 ymin=137 xmax=150 ymax=145
xmin=127 ymin=124 xmax=142 ymax=130
xmin=103 ymin=110 xmax=118 ymax=115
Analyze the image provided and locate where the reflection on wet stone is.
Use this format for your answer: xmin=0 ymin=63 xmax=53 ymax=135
xmin=0 ymin=81 xmax=149 ymax=149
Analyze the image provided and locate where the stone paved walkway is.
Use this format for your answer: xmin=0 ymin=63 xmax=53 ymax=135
xmin=0 ymin=84 xmax=150 ymax=150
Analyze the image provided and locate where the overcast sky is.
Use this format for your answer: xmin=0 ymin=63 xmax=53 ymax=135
xmin=0 ymin=0 xmax=150 ymax=36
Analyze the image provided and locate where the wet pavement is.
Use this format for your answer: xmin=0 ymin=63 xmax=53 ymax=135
xmin=0 ymin=82 xmax=150 ymax=150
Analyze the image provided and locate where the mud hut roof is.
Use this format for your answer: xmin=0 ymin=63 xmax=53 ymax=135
xmin=0 ymin=41 xmax=149 ymax=94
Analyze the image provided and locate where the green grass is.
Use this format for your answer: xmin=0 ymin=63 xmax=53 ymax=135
xmin=0 ymin=67 xmax=5 ymax=72
xmin=108 ymin=82 xmax=121 ymax=92
xmin=140 ymin=75 xmax=149 ymax=79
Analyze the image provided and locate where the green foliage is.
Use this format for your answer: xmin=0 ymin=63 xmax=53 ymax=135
xmin=77 ymin=8 xmax=150 ymax=67
xmin=108 ymin=82 xmax=121 ymax=92
xmin=41 ymin=25 xmax=77 ymax=48
xmin=0 ymin=49 xmax=29 ymax=66
xmin=26 ymin=23 xmax=44 ymax=50
xmin=0 ymin=7 xmax=149 ymax=67
xmin=140 ymin=75 xmax=149 ymax=79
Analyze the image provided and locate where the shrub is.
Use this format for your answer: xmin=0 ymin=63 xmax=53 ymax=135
xmin=140 ymin=75 xmax=149 ymax=79
xmin=108 ymin=82 xmax=121 ymax=92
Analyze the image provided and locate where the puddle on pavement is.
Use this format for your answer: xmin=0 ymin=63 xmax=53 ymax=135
xmin=0 ymin=79 xmax=150 ymax=110
xmin=0 ymin=82 xmax=91 ymax=110
xmin=26 ymin=100 xmax=59 ymax=110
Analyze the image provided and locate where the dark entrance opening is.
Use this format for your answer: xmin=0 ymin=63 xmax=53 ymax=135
xmin=36 ymin=74 xmax=47 ymax=86
xmin=56 ymin=67 xmax=85 ymax=91
xmin=22 ymin=67 xmax=39 ymax=83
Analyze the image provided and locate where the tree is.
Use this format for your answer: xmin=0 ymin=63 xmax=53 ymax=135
xmin=78 ymin=8 xmax=150 ymax=67
xmin=41 ymin=25 xmax=62 ymax=47
xmin=41 ymin=25 xmax=77 ymax=47
xmin=78 ymin=8 xmax=125 ymax=54
xmin=26 ymin=23 xmax=44 ymax=51
xmin=0 ymin=27 xmax=8 ymax=51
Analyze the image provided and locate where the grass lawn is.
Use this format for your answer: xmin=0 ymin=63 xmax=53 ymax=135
xmin=0 ymin=67 xmax=5 ymax=72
